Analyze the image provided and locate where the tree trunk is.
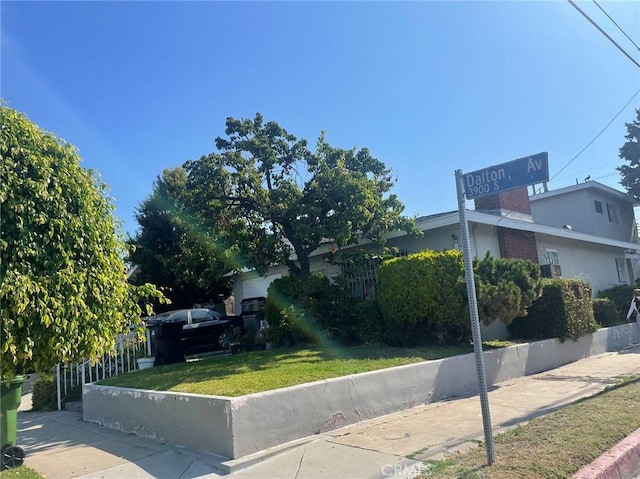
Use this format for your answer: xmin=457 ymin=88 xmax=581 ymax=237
xmin=298 ymin=253 xmax=310 ymax=276
xmin=286 ymin=252 xmax=311 ymax=277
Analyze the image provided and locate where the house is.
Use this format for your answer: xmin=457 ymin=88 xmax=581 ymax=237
xmin=232 ymin=180 xmax=640 ymax=313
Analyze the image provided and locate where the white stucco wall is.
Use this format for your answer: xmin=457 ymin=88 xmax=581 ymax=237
xmin=232 ymin=258 xmax=342 ymax=310
xmin=531 ymin=186 xmax=635 ymax=242
xmin=534 ymin=233 xmax=627 ymax=294
xmin=83 ymin=324 xmax=640 ymax=461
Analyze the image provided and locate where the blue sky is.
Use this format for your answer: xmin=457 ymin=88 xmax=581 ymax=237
xmin=3 ymin=1 xmax=640 ymax=236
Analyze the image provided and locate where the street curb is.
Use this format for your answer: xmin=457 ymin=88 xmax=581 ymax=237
xmin=573 ymin=427 xmax=640 ymax=479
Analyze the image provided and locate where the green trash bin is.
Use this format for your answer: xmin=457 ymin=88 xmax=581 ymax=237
xmin=1 ymin=375 xmax=26 ymax=470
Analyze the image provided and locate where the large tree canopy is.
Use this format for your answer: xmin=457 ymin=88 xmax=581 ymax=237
xmin=618 ymin=108 xmax=640 ymax=199
xmin=0 ymin=106 xmax=163 ymax=380
xmin=183 ymin=113 xmax=419 ymax=276
xmin=130 ymin=167 xmax=234 ymax=308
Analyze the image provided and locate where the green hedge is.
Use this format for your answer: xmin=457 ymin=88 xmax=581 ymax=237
xmin=593 ymin=298 xmax=623 ymax=327
xmin=377 ymin=250 xmax=466 ymax=346
xmin=32 ymin=375 xmax=58 ymax=411
xmin=597 ymin=284 xmax=635 ymax=319
xmin=264 ymin=274 xmax=339 ymax=347
xmin=338 ymin=299 xmax=383 ymax=345
xmin=31 ymin=374 xmax=81 ymax=411
xmin=509 ymin=278 xmax=597 ymax=341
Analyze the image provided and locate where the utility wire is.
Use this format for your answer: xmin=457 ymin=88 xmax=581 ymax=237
xmin=567 ymin=0 xmax=640 ymax=69
xmin=552 ymin=87 xmax=640 ymax=180
xmin=493 ymin=87 xmax=640 ymax=224
xmin=592 ymin=0 xmax=640 ymax=53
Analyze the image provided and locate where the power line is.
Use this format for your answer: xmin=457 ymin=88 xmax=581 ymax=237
xmin=592 ymin=0 xmax=640 ymax=53
xmin=493 ymin=87 xmax=640 ymax=224
xmin=552 ymin=87 xmax=640 ymax=180
xmin=567 ymin=0 xmax=640 ymax=69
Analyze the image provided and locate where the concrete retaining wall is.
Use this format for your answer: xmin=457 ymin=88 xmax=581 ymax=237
xmin=83 ymin=324 xmax=640 ymax=460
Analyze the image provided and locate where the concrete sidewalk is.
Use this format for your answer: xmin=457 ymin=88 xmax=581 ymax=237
xmin=16 ymin=345 xmax=640 ymax=479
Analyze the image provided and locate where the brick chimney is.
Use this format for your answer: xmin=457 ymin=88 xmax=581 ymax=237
xmin=474 ymin=187 xmax=532 ymax=221
xmin=474 ymin=187 xmax=539 ymax=263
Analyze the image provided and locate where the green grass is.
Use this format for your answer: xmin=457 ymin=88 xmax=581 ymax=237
xmin=420 ymin=375 xmax=640 ymax=479
xmin=99 ymin=341 xmax=514 ymax=397
xmin=0 ymin=466 xmax=44 ymax=479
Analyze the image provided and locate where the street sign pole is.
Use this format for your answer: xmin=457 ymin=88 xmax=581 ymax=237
xmin=455 ymin=168 xmax=495 ymax=466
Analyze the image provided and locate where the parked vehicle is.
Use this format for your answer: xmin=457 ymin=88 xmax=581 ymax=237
xmin=146 ymin=308 xmax=232 ymax=363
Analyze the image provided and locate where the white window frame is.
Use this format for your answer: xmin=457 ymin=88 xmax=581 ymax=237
xmin=546 ymin=249 xmax=560 ymax=265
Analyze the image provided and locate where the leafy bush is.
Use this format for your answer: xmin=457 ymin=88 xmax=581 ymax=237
xmin=264 ymin=274 xmax=339 ymax=346
xmin=508 ymin=312 xmax=539 ymax=341
xmin=474 ymin=253 xmax=543 ymax=326
xmin=32 ymin=374 xmax=81 ymax=411
xmin=597 ymin=284 xmax=635 ymax=318
xmin=593 ymin=298 xmax=623 ymax=327
xmin=508 ymin=278 xmax=597 ymax=341
xmin=377 ymin=250 xmax=466 ymax=346
xmin=337 ymin=299 xmax=383 ymax=345
xmin=32 ymin=375 xmax=57 ymax=411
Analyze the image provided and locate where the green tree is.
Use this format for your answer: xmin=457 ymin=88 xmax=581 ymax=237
xmin=618 ymin=108 xmax=640 ymax=199
xmin=0 ymin=106 xmax=164 ymax=381
xmin=130 ymin=167 xmax=234 ymax=308
xmin=183 ymin=113 xmax=420 ymax=277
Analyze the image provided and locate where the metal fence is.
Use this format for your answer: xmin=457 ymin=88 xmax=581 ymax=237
xmin=55 ymin=329 xmax=149 ymax=410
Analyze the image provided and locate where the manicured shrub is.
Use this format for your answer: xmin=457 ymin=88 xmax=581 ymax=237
xmin=264 ymin=274 xmax=338 ymax=346
xmin=508 ymin=278 xmax=597 ymax=341
xmin=32 ymin=374 xmax=82 ymax=411
xmin=474 ymin=253 xmax=543 ymax=326
xmin=597 ymin=284 xmax=635 ymax=318
xmin=593 ymin=298 xmax=623 ymax=327
xmin=32 ymin=375 xmax=57 ymax=411
xmin=377 ymin=250 xmax=466 ymax=346
xmin=343 ymin=300 xmax=383 ymax=345
xmin=508 ymin=313 xmax=540 ymax=340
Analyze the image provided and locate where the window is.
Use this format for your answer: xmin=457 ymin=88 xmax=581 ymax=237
xmin=594 ymin=200 xmax=603 ymax=214
xmin=167 ymin=311 xmax=189 ymax=322
xmin=607 ymin=203 xmax=620 ymax=225
xmin=342 ymin=250 xmax=408 ymax=301
xmin=616 ymin=258 xmax=626 ymax=283
xmin=343 ymin=258 xmax=382 ymax=301
xmin=190 ymin=309 xmax=216 ymax=324
xmin=542 ymin=249 xmax=562 ymax=277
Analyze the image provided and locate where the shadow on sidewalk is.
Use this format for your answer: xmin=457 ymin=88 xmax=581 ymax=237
xmin=16 ymin=409 xmax=227 ymax=479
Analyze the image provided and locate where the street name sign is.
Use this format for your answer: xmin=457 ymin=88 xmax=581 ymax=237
xmin=463 ymin=152 xmax=549 ymax=199
xmin=453 ymin=150 xmax=550 ymax=466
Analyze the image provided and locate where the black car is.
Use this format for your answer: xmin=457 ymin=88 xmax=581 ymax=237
xmin=146 ymin=308 xmax=232 ymax=363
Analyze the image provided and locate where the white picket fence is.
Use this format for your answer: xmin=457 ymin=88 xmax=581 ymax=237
xmin=55 ymin=329 xmax=150 ymax=410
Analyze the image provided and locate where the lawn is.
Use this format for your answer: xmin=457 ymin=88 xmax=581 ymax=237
xmin=0 ymin=467 xmax=43 ymax=479
xmin=98 ymin=341 xmax=512 ymax=397
xmin=420 ymin=375 xmax=640 ymax=479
